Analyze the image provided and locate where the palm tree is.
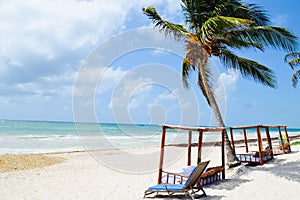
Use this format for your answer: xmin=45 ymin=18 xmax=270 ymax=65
xmin=143 ymin=0 xmax=297 ymax=168
xmin=285 ymin=52 xmax=300 ymax=87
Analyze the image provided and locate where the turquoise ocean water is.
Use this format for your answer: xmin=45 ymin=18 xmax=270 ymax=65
xmin=0 ymin=120 xmax=299 ymax=154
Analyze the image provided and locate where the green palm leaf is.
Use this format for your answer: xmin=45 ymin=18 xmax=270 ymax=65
xmin=182 ymin=57 xmax=194 ymax=88
xmin=284 ymin=52 xmax=300 ymax=69
xmin=199 ymin=16 xmax=253 ymax=43
xmin=292 ymin=70 xmax=300 ymax=88
xmin=220 ymin=50 xmax=277 ymax=88
xmin=142 ymin=6 xmax=188 ymax=40
xmin=228 ymin=26 xmax=298 ymax=52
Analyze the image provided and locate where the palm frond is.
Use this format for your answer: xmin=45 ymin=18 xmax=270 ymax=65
xmin=217 ymin=38 xmax=264 ymax=51
xmin=213 ymin=0 xmax=270 ymax=25
xmin=142 ymin=6 xmax=188 ymax=40
xmin=288 ymin=58 xmax=300 ymax=70
xmin=228 ymin=26 xmax=298 ymax=52
xmin=284 ymin=52 xmax=300 ymax=61
xmin=181 ymin=0 xmax=199 ymax=31
xmin=238 ymin=3 xmax=270 ymax=26
xmin=199 ymin=16 xmax=253 ymax=43
xmin=284 ymin=52 xmax=300 ymax=70
xmin=292 ymin=70 xmax=300 ymax=88
xmin=220 ymin=50 xmax=277 ymax=88
xmin=182 ymin=57 xmax=194 ymax=88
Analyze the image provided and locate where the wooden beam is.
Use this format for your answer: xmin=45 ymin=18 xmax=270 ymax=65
xmin=278 ymin=126 xmax=285 ymax=154
xmin=221 ymin=129 xmax=225 ymax=179
xmin=229 ymin=128 xmax=236 ymax=154
xmin=243 ymin=128 xmax=249 ymax=153
xmin=284 ymin=126 xmax=291 ymax=152
xmin=162 ymin=124 xmax=225 ymax=132
xmin=197 ymin=130 xmax=203 ymax=164
xmin=256 ymin=126 xmax=263 ymax=165
xmin=230 ymin=125 xmax=263 ymax=129
xmin=187 ymin=130 xmax=192 ymax=166
xmin=265 ymin=126 xmax=273 ymax=158
xmin=158 ymin=126 xmax=166 ymax=184
xmin=265 ymin=126 xmax=271 ymax=147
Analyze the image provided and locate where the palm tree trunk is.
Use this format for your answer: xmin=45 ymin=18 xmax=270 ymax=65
xmin=198 ymin=58 xmax=241 ymax=168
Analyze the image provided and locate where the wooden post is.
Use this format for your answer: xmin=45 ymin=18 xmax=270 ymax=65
xmin=221 ymin=129 xmax=225 ymax=179
xmin=256 ymin=126 xmax=263 ymax=165
xmin=284 ymin=126 xmax=291 ymax=152
xmin=229 ymin=128 xmax=235 ymax=154
xmin=243 ymin=128 xmax=249 ymax=153
xmin=265 ymin=126 xmax=273 ymax=158
xmin=197 ymin=130 xmax=203 ymax=164
xmin=278 ymin=126 xmax=285 ymax=154
xmin=187 ymin=130 xmax=192 ymax=166
xmin=158 ymin=126 xmax=166 ymax=184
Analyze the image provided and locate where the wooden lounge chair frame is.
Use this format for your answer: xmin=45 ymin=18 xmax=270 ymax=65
xmin=144 ymin=161 xmax=210 ymax=200
xmin=229 ymin=125 xmax=274 ymax=165
xmin=157 ymin=125 xmax=226 ymax=186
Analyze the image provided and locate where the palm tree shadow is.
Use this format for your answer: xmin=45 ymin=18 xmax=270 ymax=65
xmin=254 ymin=157 xmax=300 ymax=182
xmin=145 ymin=178 xmax=250 ymax=200
xmin=205 ymin=178 xmax=251 ymax=191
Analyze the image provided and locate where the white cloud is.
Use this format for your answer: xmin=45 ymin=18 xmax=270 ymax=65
xmin=97 ymin=67 xmax=128 ymax=94
xmin=215 ymin=69 xmax=238 ymax=94
xmin=214 ymin=69 xmax=239 ymax=115
xmin=0 ymin=0 xmax=135 ymax=63
xmin=0 ymin=0 xmax=186 ymax=121
xmin=109 ymin=76 xmax=153 ymax=110
xmin=272 ymin=15 xmax=289 ymax=26
xmin=157 ymin=91 xmax=176 ymax=101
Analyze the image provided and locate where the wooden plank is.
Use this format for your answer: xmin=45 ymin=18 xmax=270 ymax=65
xmin=187 ymin=130 xmax=192 ymax=166
xmin=265 ymin=126 xmax=273 ymax=158
xmin=243 ymin=128 xmax=249 ymax=153
xmin=284 ymin=126 xmax=292 ymax=152
xmin=162 ymin=124 xmax=225 ymax=132
xmin=221 ymin=129 xmax=225 ymax=179
xmin=197 ymin=130 xmax=203 ymax=164
xmin=229 ymin=128 xmax=236 ymax=154
xmin=278 ymin=126 xmax=285 ymax=154
xmin=230 ymin=124 xmax=262 ymax=129
xmin=158 ymin=126 xmax=166 ymax=184
xmin=256 ymin=126 xmax=263 ymax=165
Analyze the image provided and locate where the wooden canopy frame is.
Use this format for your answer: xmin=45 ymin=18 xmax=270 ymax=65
xmin=157 ymin=124 xmax=226 ymax=184
xmin=267 ymin=125 xmax=291 ymax=155
xmin=229 ymin=125 xmax=274 ymax=165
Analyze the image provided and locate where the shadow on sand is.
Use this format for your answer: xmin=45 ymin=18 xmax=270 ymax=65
xmin=146 ymin=177 xmax=251 ymax=200
xmin=254 ymin=153 xmax=300 ymax=182
xmin=146 ymin=151 xmax=300 ymax=199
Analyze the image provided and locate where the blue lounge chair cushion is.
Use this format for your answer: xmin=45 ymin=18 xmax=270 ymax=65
xmin=148 ymin=184 xmax=185 ymax=191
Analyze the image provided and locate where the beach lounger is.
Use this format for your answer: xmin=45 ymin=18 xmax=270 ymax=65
xmin=144 ymin=161 xmax=209 ymax=199
xmin=161 ymin=165 xmax=224 ymax=186
xmin=236 ymin=148 xmax=273 ymax=165
xmin=273 ymin=142 xmax=291 ymax=154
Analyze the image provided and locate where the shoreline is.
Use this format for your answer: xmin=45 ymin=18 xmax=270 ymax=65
xmin=1 ymin=134 xmax=300 ymax=174
xmin=0 ymin=141 xmax=300 ymax=199
xmin=2 ymin=134 xmax=299 ymax=156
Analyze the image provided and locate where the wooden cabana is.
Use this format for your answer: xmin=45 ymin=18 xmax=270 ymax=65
xmin=267 ymin=125 xmax=291 ymax=155
xmin=157 ymin=124 xmax=226 ymax=186
xmin=229 ymin=125 xmax=273 ymax=165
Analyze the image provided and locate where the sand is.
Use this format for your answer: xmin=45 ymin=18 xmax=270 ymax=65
xmin=0 ymin=154 xmax=65 ymax=173
xmin=0 ymin=144 xmax=300 ymax=200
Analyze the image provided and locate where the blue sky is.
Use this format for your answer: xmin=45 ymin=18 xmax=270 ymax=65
xmin=0 ymin=0 xmax=300 ymax=127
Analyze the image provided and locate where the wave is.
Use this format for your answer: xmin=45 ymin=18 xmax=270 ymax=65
xmin=18 ymin=134 xmax=79 ymax=140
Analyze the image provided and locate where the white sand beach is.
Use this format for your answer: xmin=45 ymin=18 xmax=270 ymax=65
xmin=1 ymin=143 xmax=300 ymax=200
